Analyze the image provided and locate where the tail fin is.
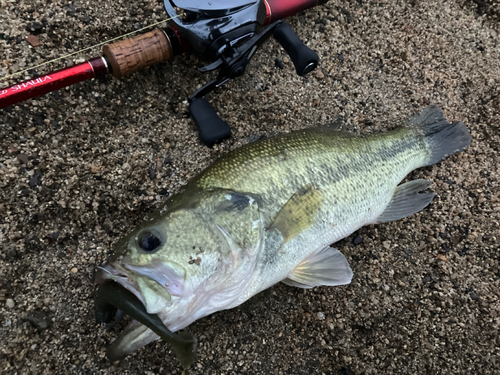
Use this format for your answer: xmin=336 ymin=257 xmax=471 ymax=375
xmin=407 ymin=105 xmax=471 ymax=166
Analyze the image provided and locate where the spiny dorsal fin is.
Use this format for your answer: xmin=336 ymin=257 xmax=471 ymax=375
xmin=268 ymin=183 xmax=323 ymax=243
xmin=282 ymin=246 xmax=353 ymax=288
xmin=374 ymin=179 xmax=435 ymax=224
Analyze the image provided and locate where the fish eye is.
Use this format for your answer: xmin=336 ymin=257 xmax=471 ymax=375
xmin=138 ymin=231 xmax=162 ymax=252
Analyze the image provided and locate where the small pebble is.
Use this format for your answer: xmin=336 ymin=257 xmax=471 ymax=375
xmin=352 ymin=235 xmax=363 ymax=246
xmin=29 ymin=175 xmax=40 ymax=187
xmin=26 ymin=22 xmax=44 ymax=34
xmin=47 ymin=232 xmax=59 ymax=242
xmin=26 ymin=311 xmax=50 ymax=330
xmin=17 ymin=153 xmax=29 ymax=164
xmin=6 ymin=299 xmax=15 ymax=309
xmin=71 ymin=267 xmax=78 ymax=274
xmin=436 ymin=254 xmax=447 ymax=262
xmin=26 ymin=35 xmax=41 ymax=47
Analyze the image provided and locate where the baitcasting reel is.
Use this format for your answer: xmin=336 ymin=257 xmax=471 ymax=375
xmin=165 ymin=0 xmax=321 ymax=146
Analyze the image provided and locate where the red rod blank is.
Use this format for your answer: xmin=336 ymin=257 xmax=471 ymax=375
xmin=0 ymin=57 xmax=108 ymax=109
xmin=264 ymin=0 xmax=320 ymax=25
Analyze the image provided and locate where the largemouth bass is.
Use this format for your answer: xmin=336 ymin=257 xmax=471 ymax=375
xmin=95 ymin=105 xmax=471 ymax=365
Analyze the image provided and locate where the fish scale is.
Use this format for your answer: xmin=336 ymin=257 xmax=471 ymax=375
xmin=95 ymin=105 xmax=471 ymax=365
xmin=195 ymin=127 xmax=427 ymax=228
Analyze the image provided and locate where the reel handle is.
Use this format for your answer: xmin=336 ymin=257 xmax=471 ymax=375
xmin=189 ymin=98 xmax=231 ymax=147
xmin=273 ymin=22 xmax=318 ymax=76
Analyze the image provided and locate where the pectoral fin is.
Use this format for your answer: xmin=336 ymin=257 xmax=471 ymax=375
xmin=269 ymin=184 xmax=323 ymax=243
xmin=282 ymin=246 xmax=353 ymax=288
xmin=374 ymin=179 xmax=435 ymax=224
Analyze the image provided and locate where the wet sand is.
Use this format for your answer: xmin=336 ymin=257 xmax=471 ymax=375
xmin=1 ymin=0 xmax=499 ymax=373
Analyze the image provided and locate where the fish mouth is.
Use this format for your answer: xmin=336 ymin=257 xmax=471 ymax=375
xmin=95 ymin=263 xmax=146 ymax=308
xmin=96 ymin=261 xmax=185 ymax=315
xmin=94 ymin=268 xmax=197 ymax=367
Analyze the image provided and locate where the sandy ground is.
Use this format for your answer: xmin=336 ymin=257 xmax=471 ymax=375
xmin=1 ymin=0 xmax=499 ymax=374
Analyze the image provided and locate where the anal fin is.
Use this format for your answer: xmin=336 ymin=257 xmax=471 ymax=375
xmin=374 ymin=179 xmax=435 ymax=224
xmin=282 ymin=246 xmax=353 ymax=289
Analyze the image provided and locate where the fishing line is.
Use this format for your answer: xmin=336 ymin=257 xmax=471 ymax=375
xmin=0 ymin=15 xmax=180 ymax=82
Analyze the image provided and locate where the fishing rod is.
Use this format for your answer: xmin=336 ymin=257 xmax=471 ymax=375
xmin=0 ymin=0 xmax=327 ymax=146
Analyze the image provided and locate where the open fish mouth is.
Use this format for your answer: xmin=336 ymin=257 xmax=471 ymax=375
xmin=95 ymin=263 xmax=143 ymax=304
xmin=94 ymin=273 xmax=197 ymax=367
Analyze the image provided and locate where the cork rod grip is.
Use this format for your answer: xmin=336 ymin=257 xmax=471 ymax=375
xmin=103 ymin=29 xmax=173 ymax=79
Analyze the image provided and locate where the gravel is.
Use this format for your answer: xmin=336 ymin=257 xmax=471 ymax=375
xmin=1 ymin=0 xmax=499 ymax=374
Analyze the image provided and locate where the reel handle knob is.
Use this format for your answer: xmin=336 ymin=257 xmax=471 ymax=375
xmin=273 ymin=22 xmax=318 ymax=76
xmin=189 ymin=98 xmax=231 ymax=147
